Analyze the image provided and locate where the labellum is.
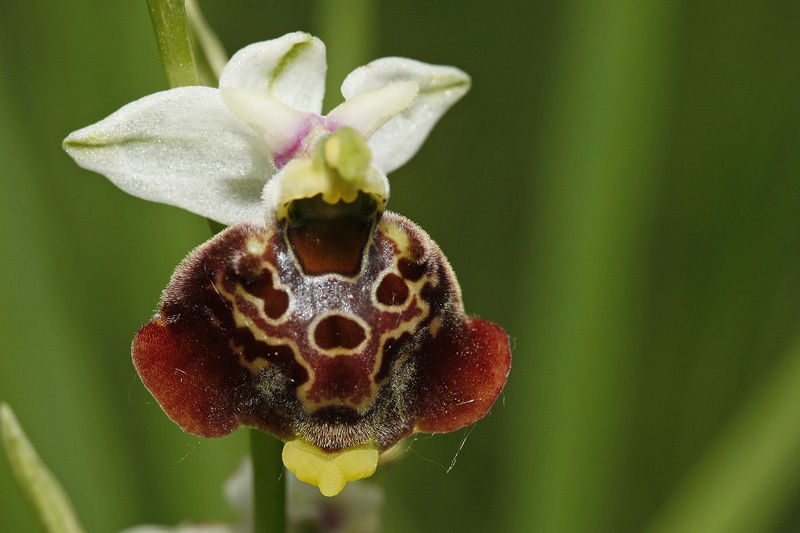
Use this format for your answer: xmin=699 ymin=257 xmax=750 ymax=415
xmin=133 ymin=133 xmax=510 ymax=496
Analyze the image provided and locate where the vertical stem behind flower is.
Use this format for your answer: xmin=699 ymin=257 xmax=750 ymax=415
xmin=145 ymin=0 xmax=199 ymax=88
xmin=251 ymin=430 xmax=286 ymax=533
xmin=143 ymin=3 xmax=288 ymax=531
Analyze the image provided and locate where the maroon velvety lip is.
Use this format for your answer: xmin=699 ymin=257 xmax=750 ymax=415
xmin=133 ymin=211 xmax=511 ymax=452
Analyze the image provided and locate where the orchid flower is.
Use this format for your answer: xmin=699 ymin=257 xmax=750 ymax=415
xmin=64 ymin=32 xmax=511 ymax=497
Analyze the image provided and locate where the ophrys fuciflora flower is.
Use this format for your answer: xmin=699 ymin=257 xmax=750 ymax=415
xmin=64 ymin=32 xmax=511 ymax=496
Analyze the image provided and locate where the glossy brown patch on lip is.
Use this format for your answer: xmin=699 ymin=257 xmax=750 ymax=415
xmin=286 ymin=193 xmax=378 ymax=276
xmin=287 ymin=218 xmax=371 ymax=276
xmin=397 ymin=257 xmax=427 ymax=282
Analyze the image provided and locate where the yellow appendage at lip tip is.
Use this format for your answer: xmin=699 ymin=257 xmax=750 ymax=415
xmin=282 ymin=438 xmax=379 ymax=497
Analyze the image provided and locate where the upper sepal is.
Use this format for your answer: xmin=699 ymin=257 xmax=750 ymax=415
xmin=219 ymin=31 xmax=327 ymax=114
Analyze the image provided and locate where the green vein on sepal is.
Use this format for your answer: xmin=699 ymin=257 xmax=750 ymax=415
xmin=269 ymin=41 xmax=315 ymax=93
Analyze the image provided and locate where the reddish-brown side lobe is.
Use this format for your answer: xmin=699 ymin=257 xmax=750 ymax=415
xmin=133 ymin=212 xmax=511 ymax=452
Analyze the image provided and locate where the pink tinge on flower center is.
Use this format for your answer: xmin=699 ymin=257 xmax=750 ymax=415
xmin=272 ymin=120 xmax=314 ymax=169
xmin=324 ymin=119 xmax=344 ymax=133
xmin=272 ymin=126 xmax=311 ymax=170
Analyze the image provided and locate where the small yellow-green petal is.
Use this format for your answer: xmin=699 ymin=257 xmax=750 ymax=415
xmin=221 ymin=86 xmax=314 ymax=167
xmin=326 ymin=81 xmax=418 ymax=141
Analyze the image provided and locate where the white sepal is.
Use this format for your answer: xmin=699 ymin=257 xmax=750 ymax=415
xmin=341 ymin=58 xmax=471 ymax=173
xmin=63 ymin=87 xmax=273 ymax=225
xmin=219 ymin=32 xmax=327 ymax=115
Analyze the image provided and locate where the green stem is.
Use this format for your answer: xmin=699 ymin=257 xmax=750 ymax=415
xmin=145 ymin=0 xmax=199 ymax=88
xmin=185 ymin=0 xmax=228 ymax=87
xmin=250 ymin=430 xmax=286 ymax=533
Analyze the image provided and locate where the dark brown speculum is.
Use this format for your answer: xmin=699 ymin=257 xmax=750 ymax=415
xmin=133 ymin=195 xmax=511 ymax=453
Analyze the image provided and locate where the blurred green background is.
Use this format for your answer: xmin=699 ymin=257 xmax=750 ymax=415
xmin=2 ymin=0 xmax=800 ymax=531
